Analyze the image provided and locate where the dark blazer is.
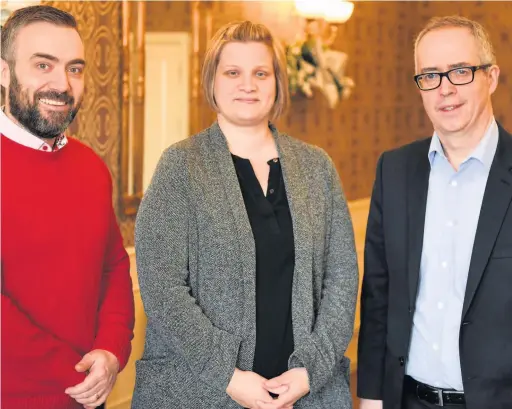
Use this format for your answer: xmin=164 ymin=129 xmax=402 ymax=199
xmin=357 ymin=123 xmax=512 ymax=409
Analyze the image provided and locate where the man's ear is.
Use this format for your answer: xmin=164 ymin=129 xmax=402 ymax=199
xmin=488 ymin=64 xmax=500 ymax=96
xmin=1 ymin=58 xmax=11 ymax=90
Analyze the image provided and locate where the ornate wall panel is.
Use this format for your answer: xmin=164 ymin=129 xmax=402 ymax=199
xmin=42 ymin=1 xmax=135 ymax=245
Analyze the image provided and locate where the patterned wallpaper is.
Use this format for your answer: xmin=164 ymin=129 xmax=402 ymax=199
xmin=148 ymin=1 xmax=512 ymax=201
xmin=312 ymin=1 xmax=512 ymax=199
xmin=37 ymin=1 xmax=512 ymax=245
xmin=42 ymin=1 xmax=135 ymax=246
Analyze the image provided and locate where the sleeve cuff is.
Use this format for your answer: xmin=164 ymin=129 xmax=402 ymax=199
xmin=198 ymin=329 xmax=243 ymax=393
xmin=93 ymin=337 xmax=132 ymax=371
xmin=288 ymin=339 xmax=332 ymax=394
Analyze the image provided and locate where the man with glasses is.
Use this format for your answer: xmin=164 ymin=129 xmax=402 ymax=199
xmin=357 ymin=15 xmax=511 ymax=409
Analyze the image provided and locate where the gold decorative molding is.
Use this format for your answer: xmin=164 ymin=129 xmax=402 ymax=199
xmin=189 ymin=1 xmax=215 ymax=135
xmin=120 ymin=0 xmax=146 ymax=216
xmin=204 ymin=1 xmax=213 ymax=55
xmin=191 ymin=1 xmax=200 ymax=101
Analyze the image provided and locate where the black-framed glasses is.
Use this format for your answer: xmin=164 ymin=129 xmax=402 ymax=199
xmin=413 ymin=64 xmax=492 ymax=91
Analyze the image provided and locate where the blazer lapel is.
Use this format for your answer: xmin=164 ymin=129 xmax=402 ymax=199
xmin=407 ymin=142 xmax=431 ymax=308
xmin=462 ymin=125 xmax=512 ymax=318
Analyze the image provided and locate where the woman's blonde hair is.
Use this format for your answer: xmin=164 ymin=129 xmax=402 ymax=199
xmin=201 ymin=20 xmax=289 ymax=122
xmin=414 ymin=15 xmax=496 ymax=72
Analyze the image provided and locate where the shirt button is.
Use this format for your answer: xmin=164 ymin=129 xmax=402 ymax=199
xmin=269 ymin=189 xmax=274 ymax=194
xmin=451 ymin=180 xmax=458 ymax=187
xmin=433 ymin=343 xmax=439 ymax=351
xmin=42 ymin=145 xmax=49 ymax=151
xmin=437 ymin=302 xmax=444 ymax=310
xmin=441 ymin=261 xmax=448 ymax=268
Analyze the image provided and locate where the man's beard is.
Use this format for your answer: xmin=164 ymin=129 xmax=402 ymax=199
xmin=8 ymin=69 xmax=82 ymax=140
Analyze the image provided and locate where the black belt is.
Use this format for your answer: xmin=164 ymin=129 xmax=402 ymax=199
xmin=404 ymin=376 xmax=465 ymax=406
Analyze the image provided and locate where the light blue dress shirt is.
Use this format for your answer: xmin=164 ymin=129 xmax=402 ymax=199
xmin=406 ymin=119 xmax=499 ymax=391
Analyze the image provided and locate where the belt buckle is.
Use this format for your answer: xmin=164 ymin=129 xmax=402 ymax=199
xmin=436 ymin=389 xmax=444 ymax=407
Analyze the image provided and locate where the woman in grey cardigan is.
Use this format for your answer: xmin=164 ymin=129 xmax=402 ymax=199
xmin=133 ymin=20 xmax=358 ymax=409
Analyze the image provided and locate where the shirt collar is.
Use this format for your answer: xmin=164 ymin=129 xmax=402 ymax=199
xmin=428 ymin=117 xmax=499 ymax=170
xmin=0 ymin=107 xmax=68 ymax=152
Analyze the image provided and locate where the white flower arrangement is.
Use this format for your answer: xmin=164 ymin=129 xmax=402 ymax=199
xmin=285 ymin=35 xmax=355 ymax=109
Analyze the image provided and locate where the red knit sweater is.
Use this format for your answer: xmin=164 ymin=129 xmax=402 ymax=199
xmin=1 ymin=135 xmax=135 ymax=409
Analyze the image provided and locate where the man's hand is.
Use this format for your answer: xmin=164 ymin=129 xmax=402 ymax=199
xmin=226 ymin=369 xmax=288 ymax=408
xmin=359 ymin=399 xmax=383 ymax=409
xmin=65 ymin=349 xmax=120 ymax=409
xmin=256 ymin=368 xmax=310 ymax=409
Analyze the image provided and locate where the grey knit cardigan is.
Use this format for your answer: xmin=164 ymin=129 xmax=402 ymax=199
xmin=132 ymin=122 xmax=358 ymax=409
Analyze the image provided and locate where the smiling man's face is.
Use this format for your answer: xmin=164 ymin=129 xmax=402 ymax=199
xmin=1 ymin=22 xmax=85 ymax=138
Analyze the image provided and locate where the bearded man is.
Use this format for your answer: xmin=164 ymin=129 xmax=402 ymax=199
xmin=1 ymin=6 xmax=135 ymax=409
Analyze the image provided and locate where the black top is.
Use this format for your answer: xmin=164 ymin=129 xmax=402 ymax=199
xmin=232 ymin=154 xmax=295 ymax=380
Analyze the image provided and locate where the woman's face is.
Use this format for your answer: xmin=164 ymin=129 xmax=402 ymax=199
xmin=213 ymin=41 xmax=276 ymax=127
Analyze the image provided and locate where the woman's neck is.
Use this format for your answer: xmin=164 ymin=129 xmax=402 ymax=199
xmin=217 ymin=115 xmax=275 ymax=159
